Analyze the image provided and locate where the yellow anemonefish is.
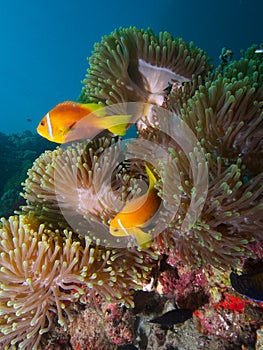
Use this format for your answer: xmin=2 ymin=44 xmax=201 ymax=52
xmin=37 ymin=101 xmax=132 ymax=143
xmin=110 ymin=165 xmax=161 ymax=248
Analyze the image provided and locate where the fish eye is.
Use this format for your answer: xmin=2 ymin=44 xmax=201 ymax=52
xmin=113 ymin=228 xmax=119 ymax=232
xmin=40 ymin=121 xmax=45 ymax=126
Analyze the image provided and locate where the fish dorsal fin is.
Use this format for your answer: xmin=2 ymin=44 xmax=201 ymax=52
xmin=59 ymin=101 xmax=98 ymax=107
xmin=80 ymin=103 xmax=106 ymax=116
xmin=53 ymin=101 xmax=80 ymax=113
xmin=56 ymin=101 xmax=79 ymax=109
xmin=119 ymin=164 xmax=157 ymax=214
xmin=60 ymin=101 xmax=76 ymax=105
xmin=56 ymin=101 xmax=106 ymax=116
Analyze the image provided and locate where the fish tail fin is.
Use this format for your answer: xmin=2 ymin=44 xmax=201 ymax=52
xmin=145 ymin=165 xmax=157 ymax=191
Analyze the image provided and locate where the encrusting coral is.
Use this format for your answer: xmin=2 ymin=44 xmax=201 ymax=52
xmin=0 ymin=215 xmax=154 ymax=349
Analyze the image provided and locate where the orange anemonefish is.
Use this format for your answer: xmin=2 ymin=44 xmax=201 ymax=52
xmin=110 ymin=165 xmax=161 ymax=248
xmin=37 ymin=101 xmax=132 ymax=143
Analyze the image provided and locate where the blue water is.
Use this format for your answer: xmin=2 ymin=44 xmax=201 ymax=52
xmin=1 ymin=0 xmax=262 ymax=134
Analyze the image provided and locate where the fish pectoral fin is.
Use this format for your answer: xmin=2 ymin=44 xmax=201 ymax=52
xmin=67 ymin=121 xmax=77 ymax=131
xmin=61 ymin=122 xmax=78 ymax=142
xmin=81 ymin=103 xmax=106 ymax=116
xmin=59 ymin=122 xmax=76 ymax=136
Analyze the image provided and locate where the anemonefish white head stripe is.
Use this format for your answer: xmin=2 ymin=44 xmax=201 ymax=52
xmin=117 ymin=218 xmax=128 ymax=235
xmin=46 ymin=112 xmax=54 ymax=140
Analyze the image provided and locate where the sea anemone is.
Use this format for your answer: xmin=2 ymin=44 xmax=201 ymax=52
xmin=0 ymin=215 xmax=155 ymax=349
xmin=80 ymin=27 xmax=212 ymax=106
xmin=168 ymin=44 xmax=263 ymax=172
xmin=219 ymin=43 xmax=263 ymax=88
xmin=20 ymin=138 xmax=119 ymax=227
xmin=158 ymin=156 xmax=262 ymax=267
xmin=168 ymin=75 xmax=263 ymax=174
xmin=130 ymin=87 xmax=262 ymax=267
xmin=19 ymin=137 xmax=152 ymax=248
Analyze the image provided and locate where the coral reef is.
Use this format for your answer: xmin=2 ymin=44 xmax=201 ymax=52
xmin=256 ymin=324 xmax=263 ymax=350
xmin=0 ymin=27 xmax=262 ymax=349
xmin=69 ymin=306 xmax=116 ymax=350
xmin=131 ymin=261 xmax=263 ymax=349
